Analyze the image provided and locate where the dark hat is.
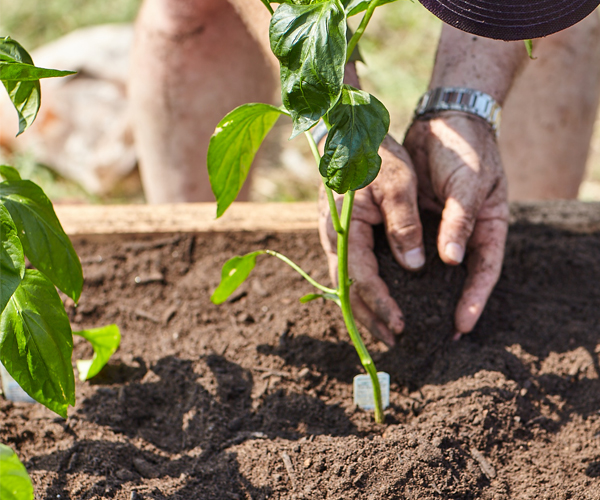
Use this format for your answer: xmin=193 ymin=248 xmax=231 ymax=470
xmin=418 ymin=0 xmax=600 ymax=40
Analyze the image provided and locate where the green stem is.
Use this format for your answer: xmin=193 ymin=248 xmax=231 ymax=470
xmin=266 ymin=250 xmax=337 ymax=295
xmin=346 ymin=0 xmax=382 ymax=64
xmin=261 ymin=1 xmax=274 ymax=15
xmin=337 ymin=191 xmax=384 ymax=423
xmin=304 ymin=131 xmax=343 ymax=234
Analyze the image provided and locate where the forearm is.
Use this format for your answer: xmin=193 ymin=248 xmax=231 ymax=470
xmin=430 ymin=25 xmax=529 ymax=104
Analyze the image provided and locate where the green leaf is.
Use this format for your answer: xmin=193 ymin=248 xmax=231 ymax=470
xmin=0 ymin=37 xmax=75 ymax=136
xmin=319 ymin=85 xmax=389 ymax=193
xmin=0 ymin=270 xmax=75 ymax=418
xmin=2 ymin=79 xmax=40 ymax=137
xmin=208 ymin=103 xmax=285 ymax=217
xmin=0 ymin=444 xmax=34 ymax=500
xmin=270 ymin=0 xmax=347 ymax=137
xmin=344 ymin=0 xmax=396 ymax=16
xmin=0 ymin=205 xmax=25 ymax=314
xmin=0 ymin=37 xmax=35 ymax=65
xmin=0 ymin=62 xmax=75 ymax=81
xmin=0 ymin=180 xmax=83 ymax=302
xmin=259 ymin=0 xmax=275 ymax=14
xmin=211 ymin=251 xmax=265 ymax=305
xmin=74 ymin=325 xmax=121 ymax=381
xmin=300 ymin=293 xmax=323 ymax=303
xmin=0 ymin=165 xmax=21 ymax=181
xmin=524 ymin=39 xmax=535 ymax=59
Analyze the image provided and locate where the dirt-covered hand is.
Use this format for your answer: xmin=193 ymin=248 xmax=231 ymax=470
xmin=319 ymin=135 xmax=425 ymax=347
xmin=404 ymin=112 xmax=509 ymax=338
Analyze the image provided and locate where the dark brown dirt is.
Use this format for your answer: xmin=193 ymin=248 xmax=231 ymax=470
xmin=2 ymin=210 xmax=599 ymax=500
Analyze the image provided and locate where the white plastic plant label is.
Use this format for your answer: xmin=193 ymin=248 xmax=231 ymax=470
xmin=353 ymin=372 xmax=390 ymax=410
xmin=0 ymin=363 xmax=36 ymax=404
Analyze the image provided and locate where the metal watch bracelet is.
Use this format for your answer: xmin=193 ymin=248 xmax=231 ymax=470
xmin=414 ymin=87 xmax=501 ymax=134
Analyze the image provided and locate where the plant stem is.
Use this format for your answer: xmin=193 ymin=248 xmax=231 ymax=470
xmin=346 ymin=0 xmax=382 ymax=64
xmin=261 ymin=1 xmax=274 ymax=15
xmin=266 ymin=250 xmax=337 ymax=295
xmin=337 ymin=191 xmax=384 ymax=423
xmin=304 ymin=131 xmax=343 ymax=234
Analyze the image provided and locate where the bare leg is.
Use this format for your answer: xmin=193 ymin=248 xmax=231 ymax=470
xmin=500 ymin=13 xmax=600 ymax=201
xmin=130 ymin=0 xmax=277 ymax=203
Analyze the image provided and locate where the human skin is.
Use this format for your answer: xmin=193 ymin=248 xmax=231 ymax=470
xmin=500 ymin=12 xmax=600 ymax=200
xmin=131 ymin=1 xmax=600 ymax=344
xmin=320 ymin=16 xmax=600 ymax=344
xmin=129 ymin=0 xmax=277 ymax=203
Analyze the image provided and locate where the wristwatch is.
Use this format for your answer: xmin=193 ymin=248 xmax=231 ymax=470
xmin=414 ymin=87 xmax=502 ymax=134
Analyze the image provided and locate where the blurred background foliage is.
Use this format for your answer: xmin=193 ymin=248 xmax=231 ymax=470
xmin=1 ymin=0 xmax=599 ymax=202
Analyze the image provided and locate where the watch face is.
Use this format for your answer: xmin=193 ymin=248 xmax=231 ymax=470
xmin=418 ymin=0 xmax=600 ymax=40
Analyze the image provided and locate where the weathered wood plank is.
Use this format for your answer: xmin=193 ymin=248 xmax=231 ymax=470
xmin=54 ymin=202 xmax=318 ymax=235
xmin=54 ymin=200 xmax=600 ymax=236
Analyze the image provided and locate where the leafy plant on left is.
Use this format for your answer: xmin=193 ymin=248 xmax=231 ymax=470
xmin=0 ymin=444 xmax=33 ymax=500
xmin=1 ymin=37 xmax=121 ymax=500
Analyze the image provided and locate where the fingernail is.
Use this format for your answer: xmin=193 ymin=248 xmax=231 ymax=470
xmin=445 ymin=242 xmax=465 ymax=263
xmin=452 ymin=332 xmax=463 ymax=342
xmin=403 ymin=248 xmax=425 ymax=270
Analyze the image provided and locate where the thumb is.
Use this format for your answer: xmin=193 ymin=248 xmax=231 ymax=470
xmin=375 ymin=136 xmax=425 ymax=271
xmin=380 ymin=192 xmax=425 ymax=271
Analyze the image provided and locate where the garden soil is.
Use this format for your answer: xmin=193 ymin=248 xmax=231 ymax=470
xmin=2 ymin=209 xmax=599 ymax=499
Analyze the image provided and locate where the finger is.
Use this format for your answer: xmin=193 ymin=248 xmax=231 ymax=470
xmin=438 ymin=194 xmax=479 ymax=265
xmin=350 ymin=289 xmax=396 ymax=348
xmin=347 ymin=219 xmax=405 ymax=337
xmin=375 ymin=138 xmax=426 ymax=271
xmin=455 ymin=215 xmax=508 ymax=334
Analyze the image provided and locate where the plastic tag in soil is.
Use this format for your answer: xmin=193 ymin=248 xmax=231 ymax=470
xmin=353 ymin=372 xmax=390 ymax=410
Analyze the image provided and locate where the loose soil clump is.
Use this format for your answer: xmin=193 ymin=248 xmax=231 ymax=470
xmin=2 ymin=209 xmax=599 ymax=499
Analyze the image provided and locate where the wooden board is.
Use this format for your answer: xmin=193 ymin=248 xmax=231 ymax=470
xmin=54 ymin=200 xmax=600 ymax=236
xmin=54 ymin=202 xmax=318 ymax=235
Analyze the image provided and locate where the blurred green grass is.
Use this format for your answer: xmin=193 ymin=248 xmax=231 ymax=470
xmin=1 ymin=0 xmax=599 ymax=201
xmin=0 ymin=0 xmax=142 ymax=49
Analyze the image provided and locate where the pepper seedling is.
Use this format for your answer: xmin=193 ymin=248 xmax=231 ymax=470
xmin=0 ymin=37 xmax=121 ymax=417
xmin=208 ymin=0 xmax=393 ymax=423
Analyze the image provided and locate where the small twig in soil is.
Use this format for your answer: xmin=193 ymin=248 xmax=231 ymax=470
xmin=134 ymin=309 xmax=161 ymax=323
xmin=254 ymin=368 xmax=291 ymax=379
xmin=162 ymin=306 xmax=178 ymax=325
xmin=281 ymin=452 xmax=297 ymax=490
xmin=470 ymin=448 xmax=496 ymax=479
xmin=134 ymin=272 xmax=164 ymax=284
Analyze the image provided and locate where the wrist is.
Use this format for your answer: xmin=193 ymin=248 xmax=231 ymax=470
xmin=430 ymin=25 xmax=527 ymax=105
xmin=414 ymin=87 xmax=501 ymax=135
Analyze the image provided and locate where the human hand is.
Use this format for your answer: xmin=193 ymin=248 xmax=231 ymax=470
xmin=319 ymin=135 xmax=425 ymax=347
xmin=404 ymin=112 xmax=509 ymax=339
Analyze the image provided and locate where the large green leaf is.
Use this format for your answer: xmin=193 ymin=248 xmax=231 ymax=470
xmin=344 ymin=0 xmax=397 ymax=16
xmin=0 ymin=37 xmax=74 ymax=136
xmin=0 ymin=270 xmax=75 ymax=418
xmin=0 ymin=180 xmax=83 ymax=302
xmin=0 ymin=62 xmax=74 ymax=81
xmin=0 ymin=205 xmax=25 ymax=314
xmin=74 ymin=325 xmax=121 ymax=381
xmin=319 ymin=85 xmax=389 ymax=193
xmin=208 ymin=103 xmax=285 ymax=217
xmin=0 ymin=165 xmax=22 ymax=181
xmin=211 ymin=251 xmax=265 ymax=305
xmin=0 ymin=444 xmax=34 ymax=500
xmin=270 ymin=0 xmax=346 ymax=137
